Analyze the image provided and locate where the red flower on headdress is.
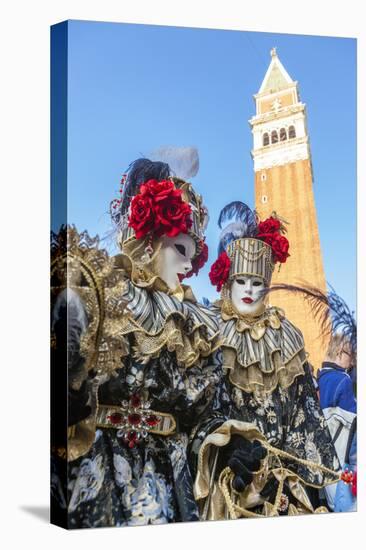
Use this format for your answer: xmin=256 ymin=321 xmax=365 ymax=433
xmin=259 ymin=233 xmax=290 ymax=263
xmin=184 ymin=242 xmax=209 ymax=279
xmin=209 ymin=251 xmax=231 ymax=292
xmin=257 ymin=216 xmax=281 ymax=235
xmin=128 ymin=194 xmax=155 ymax=239
xmin=154 ymin=193 xmax=192 ymax=237
xmin=257 ymin=216 xmax=290 ymax=263
xmin=140 ymin=179 xmax=178 ymax=202
xmin=128 ymin=179 xmax=192 ymax=240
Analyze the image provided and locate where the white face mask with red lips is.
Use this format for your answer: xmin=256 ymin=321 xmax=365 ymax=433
xmin=230 ymin=275 xmax=266 ymax=316
xmin=155 ymin=233 xmax=196 ymax=291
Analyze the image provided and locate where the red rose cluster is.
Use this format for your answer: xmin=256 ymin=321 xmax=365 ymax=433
xmin=257 ymin=216 xmax=290 ymax=263
xmin=128 ymin=179 xmax=192 ymax=240
xmin=341 ymin=467 xmax=357 ymax=496
xmin=209 ymin=251 xmax=231 ymax=292
xmin=184 ymin=242 xmax=209 ymax=279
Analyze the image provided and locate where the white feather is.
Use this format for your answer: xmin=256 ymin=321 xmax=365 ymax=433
xmin=149 ymin=146 xmax=199 ymax=180
xmin=219 ymin=221 xmax=248 ymax=243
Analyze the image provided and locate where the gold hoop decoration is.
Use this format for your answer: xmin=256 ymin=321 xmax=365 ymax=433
xmin=51 ymin=225 xmax=126 ymax=379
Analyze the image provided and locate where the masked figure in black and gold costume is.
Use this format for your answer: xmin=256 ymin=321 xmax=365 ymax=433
xmin=51 ymin=149 xmax=231 ymax=528
xmin=191 ymin=202 xmax=341 ymax=519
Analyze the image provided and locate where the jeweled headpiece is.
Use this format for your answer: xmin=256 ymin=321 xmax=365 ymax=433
xmin=110 ymin=148 xmax=209 ymax=278
xmin=209 ymin=202 xmax=290 ymax=291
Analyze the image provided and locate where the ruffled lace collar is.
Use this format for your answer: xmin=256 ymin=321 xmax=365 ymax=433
xmin=81 ymin=277 xmax=221 ymax=374
xmin=215 ymin=304 xmax=306 ymax=394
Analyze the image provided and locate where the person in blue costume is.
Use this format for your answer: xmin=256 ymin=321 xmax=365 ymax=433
xmin=318 ymin=335 xmax=356 ymax=416
xmin=317 ymin=300 xmax=357 ymax=512
xmin=265 ymin=282 xmax=357 ymax=513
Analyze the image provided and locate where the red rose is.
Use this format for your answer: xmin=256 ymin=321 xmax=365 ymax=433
xmin=259 ymin=232 xmax=290 ymax=263
xmin=128 ymin=194 xmax=155 ymax=239
xmin=271 ymin=234 xmax=290 ymax=263
xmin=257 ymin=216 xmax=281 ymax=235
xmin=140 ymin=179 xmax=179 ymax=202
xmin=209 ymin=251 xmax=231 ymax=291
xmin=184 ymin=242 xmax=209 ymax=279
xmin=154 ymin=194 xmax=192 ymax=237
xmin=128 ymin=178 xmax=192 ymax=240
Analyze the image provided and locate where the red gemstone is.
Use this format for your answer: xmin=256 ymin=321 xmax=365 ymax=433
xmin=128 ymin=413 xmax=141 ymax=426
xmin=146 ymin=415 xmax=159 ymax=427
xmin=108 ymin=413 xmax=123 ymax=425
xmin=130 ymin=394 xmax=141 ymax=408
xmin=126 ymin=431 xmax=138 ymax=449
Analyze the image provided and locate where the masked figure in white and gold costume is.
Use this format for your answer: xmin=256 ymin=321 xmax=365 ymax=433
xmin=51 ymin=149 xmax=232 ymax=528
xmin=191 ymin=202 xmax=341 ymax=519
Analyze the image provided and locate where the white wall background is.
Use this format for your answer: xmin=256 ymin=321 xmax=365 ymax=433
xmin=0 ymin=1 xmax=364 ymax=549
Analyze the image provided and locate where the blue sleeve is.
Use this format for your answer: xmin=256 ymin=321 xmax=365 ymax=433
xmin=348 ymin=432 xmax=357 ymax=469
xmin=334 ymin=376 xmax=357 ymax=413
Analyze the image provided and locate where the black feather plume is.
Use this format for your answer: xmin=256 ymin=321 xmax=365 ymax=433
xmin=265 ymin=282 xmax=357 ymax=356
xmin=120 ymin=158 xmax=170 ymax=214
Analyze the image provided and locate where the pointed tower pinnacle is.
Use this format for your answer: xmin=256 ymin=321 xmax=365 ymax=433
xmin=249 ymin=49 xmax=306 ymax=170
xmin=258 ymin=48 xmax=294 ymax=95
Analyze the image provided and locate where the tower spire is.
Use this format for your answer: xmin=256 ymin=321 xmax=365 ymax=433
xmin=270 ymin=46 xmax=277 ymax=58
xmin=258 ymin=48 xmax=294 ymax=94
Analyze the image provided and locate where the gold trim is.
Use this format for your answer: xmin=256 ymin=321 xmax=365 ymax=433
xmin=226 ymin=237 xmax=275 ymax=285
xmin=227 ymin=352 xmax=306 ymax=395
xmin=81 ymin=278 xmax=221 ymax=372
xmin=217 ymin=305 xmax=306 ymax=394
xmin=195 ymin=419 xmax=340 ymax=520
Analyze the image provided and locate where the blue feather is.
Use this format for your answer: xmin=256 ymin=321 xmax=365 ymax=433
xmin=217 ymin=201 xmax=258 ymax=252
xmin=218 ymin=201 xmax=257 ymax=230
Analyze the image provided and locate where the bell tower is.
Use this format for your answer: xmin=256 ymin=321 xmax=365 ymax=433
xmin=249 ymin=48 xmax=328 ymax=370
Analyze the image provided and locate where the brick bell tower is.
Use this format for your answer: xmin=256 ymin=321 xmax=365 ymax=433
xmin=249 ymin=48 xmax=328 ymax=370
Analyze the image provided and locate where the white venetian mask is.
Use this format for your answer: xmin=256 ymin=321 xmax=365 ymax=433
xmin=154 ymin=233 xmax=196 ymax=291
xmin=230 ymin=275 xmax=266 ymax=316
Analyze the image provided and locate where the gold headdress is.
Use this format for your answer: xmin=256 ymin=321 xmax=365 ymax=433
xmin=225 ymin=237 xmax=274 ymax=285
xmin=110 ymin=150 xmax=209 ymax=286
xmin=209 ymin=202 xmax=289 ymax=292
xmin=116 ymin=176 xmax=208 ymax=258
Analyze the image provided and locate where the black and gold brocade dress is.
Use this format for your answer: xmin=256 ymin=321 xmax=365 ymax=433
xmin=52 ymin=275 xmax=231 ymax=529
xmin=192 ymin=304 xmax=341 ymax=519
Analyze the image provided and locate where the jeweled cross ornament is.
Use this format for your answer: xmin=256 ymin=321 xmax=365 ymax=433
xmin=107 ymin=393 xmax=160 ymax=449
xmin=271 ymin=98 xmax=282 ymax=112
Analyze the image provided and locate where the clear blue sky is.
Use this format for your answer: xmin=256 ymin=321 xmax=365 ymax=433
xmin=60 ymin=20 xmax=356 ymax=312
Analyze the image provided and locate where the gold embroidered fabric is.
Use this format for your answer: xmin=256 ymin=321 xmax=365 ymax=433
xmin=194 ymin=419 xmax=339 ymax=521
xmin=217 ymin=304 xmax=306 ymax=394
xmin=194 ymin=419 xmax=265 ymax=519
